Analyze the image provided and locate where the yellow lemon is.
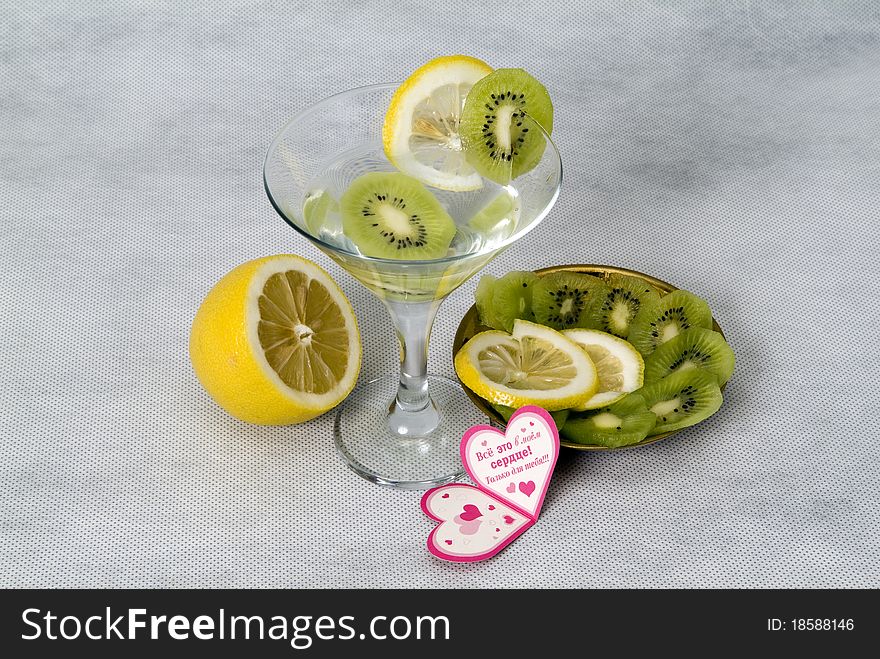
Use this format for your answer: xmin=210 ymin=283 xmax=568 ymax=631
xmin=383 ymin=54 xmax=493 ymax=191
xmin=189 ymin=255 xmax=361 ymax=424
xmin=454 ymin=319 xmax=598 ymax=411
xmin=563 ymin=329 xmax=644 ymax=411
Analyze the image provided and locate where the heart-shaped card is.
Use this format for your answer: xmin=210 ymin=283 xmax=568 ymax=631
xmin=421 ymin=406 xmax=560 ymax=562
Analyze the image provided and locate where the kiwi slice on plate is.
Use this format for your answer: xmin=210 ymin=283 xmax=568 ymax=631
xmin=628 ymin=289 xmax=713 ymax=356
xmin=485 ymin=271 xmax=539 ymax=332
xmin=493 ymin=403 xmax=569 ymax=430
xmin=561 ymin=392 xmax=657 ymax=448
xmin=639 ymin=369 xmax=723 ymax=434
xmin=531 ymin=272 xmax=608 ymax=330
xmin=588 ymin=273 xmax=661 ymax=338
xmin=644 ymin=327 xmax=735 ymax=385
xmin=340 ymin=172 xmax=456 ymax=260
xmin=460 ymin=68 xmax=553 ymax=184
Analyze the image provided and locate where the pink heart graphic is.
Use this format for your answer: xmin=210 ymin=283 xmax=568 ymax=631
xmin=459 ymin=406 xmax=560 ymax=519
xmin=519 ymin=481 xmax=536 ymax=497
xmin=441 ymin=493 xmax=449 ymax=499
xmin=459 ymin=504 xmax=482 ymax=521
xmin=481 ymin=440 xmax=488 ymax=447
xmin=454 ymin=516 xmax=482 ymax=535
xmin=422 ymin=486 xmax=532 ymax=562
xmin=488 ymin=505 xmax=495 ymax=510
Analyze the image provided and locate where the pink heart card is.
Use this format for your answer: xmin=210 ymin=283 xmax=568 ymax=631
xmin=421 ymin=406 xmax=560 ymax=563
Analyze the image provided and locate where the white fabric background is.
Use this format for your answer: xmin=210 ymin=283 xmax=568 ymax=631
xmin=1 ymin=1 xmax=878 ymax=588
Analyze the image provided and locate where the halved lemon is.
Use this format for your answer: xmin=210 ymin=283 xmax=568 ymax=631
xmin=189 ymin=255 xmax=361 ymax=424
xmin=454 ymin=319 xmax=598 ymax=411
xmin=563 ymin=329 xmax=644 ymax=411
xmin=383 ymin=55 xmax=493 ymax=191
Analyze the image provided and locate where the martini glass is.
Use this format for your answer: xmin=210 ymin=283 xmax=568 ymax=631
xmin=263 ymin=83 xmax=561 ymax=489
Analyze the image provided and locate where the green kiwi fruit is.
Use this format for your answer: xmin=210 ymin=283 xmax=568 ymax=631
xmin=644 ymin=327 xmax=735 ymax=385
xmin=531 ymin=272 xmax=608 ymax=330
xmin=588 ymin=273 xmax=662 ymax=338
xmin=340 ymin=172 xmax=456 ymax=260
xmin=460 ymin=68 xmax=553 ymax=184
xmin=468 ymin=192 xmax=519 ymax=235
xmin=485 ymin=271 xmax=539 ymax=332
xmin=493 ymin=403 xmax=569 ymax=430
xmin=560 ymin=392 xmax=657 ymax=448
xmin=639 ymin=369 xmax=723 ymax=434
xmin=628 ymin=289 xmax=713 ymax=356
xmin=302 ymin=188 xmax=338 ymax=237
xmin=474 ymin=274 xmax=499 ymax=328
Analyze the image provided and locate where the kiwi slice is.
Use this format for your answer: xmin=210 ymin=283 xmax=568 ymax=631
xmin=468 ymin=192 xmax=518 ymax=235
xmin=639 ymin=369 xmax=723 ymax=434
xmin=302 ymin=188 xmax=338 ymax=237
xmin=531 ymin=272 xmax=608 ymax=330
xmin=340 ymin=172 xmax=456 ymax=260
xmin=628 ymin=289 xmax=713 ymax=356
xmin=474 ymin=274 xmax=499 ymax=328
xmin=493 ymin=403 xmax=569 ymax=430
xmin=460 ymin=68 xmax=553 ymax=184
xmin=484 ymin=271 xmax=539 ymax=332
xmin=561 ymin=392 xmax=657 ymax=448
xmin=644 ymin=327 xmax=735 ymax=385
xmin=588 ymin=274 xmax=661 ymax=338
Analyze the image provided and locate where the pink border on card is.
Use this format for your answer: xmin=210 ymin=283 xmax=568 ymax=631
xmin=420 ymin=484 xmax=535 ymax=563
xmin=458 ymin=405 xmax=560 ymax=521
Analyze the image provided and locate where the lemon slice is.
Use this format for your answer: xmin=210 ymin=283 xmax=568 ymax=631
xmin=454 ymin=319 xmax=598 ymax=411
xmin=383 ymin=55 xmax=493 ymax=191
xmin=563 ymin=329 xmax=644 ymax=411
xmin=190 ymin=255 xmax=361 ymax=424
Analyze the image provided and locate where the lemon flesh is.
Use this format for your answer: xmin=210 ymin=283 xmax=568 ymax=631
xmin=454 ymin=320 xmax=597 ymax=411
xmin=383 ymin=55 xmax=493 ymax=191
xmin=190 ymin=255 xmax=361 ymax=425
xmin=563 ymin=329 xmax=644 ymax=411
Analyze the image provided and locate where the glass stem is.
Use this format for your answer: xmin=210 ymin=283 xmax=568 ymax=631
xmin=384 ymin=298 xmax=442 ymax=437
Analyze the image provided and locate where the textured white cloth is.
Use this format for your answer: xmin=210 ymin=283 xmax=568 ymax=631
xmin=1 ymin=1 xmax=879 ymax=588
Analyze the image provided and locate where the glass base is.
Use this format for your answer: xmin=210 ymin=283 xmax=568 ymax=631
xmin=334 ymin=374 xmax=483 ymax=489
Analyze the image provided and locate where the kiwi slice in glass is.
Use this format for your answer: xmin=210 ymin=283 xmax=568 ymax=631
xmin=561 ymin=392 xmax=657 ymax=448
xmin=474 ymin=274 xmax=499 ymax=328
xmin=644 ymin=327 xmax=735 ymax=385
xmin=639 ymin=369 xmax=723 ymax=434
xmin=340 ymin=172 xmax=456 ymax=260
xmin=493 ymin=403 xmax=569 ymax=430
xmin=628 ymin=289 xmax=713 ymax=356
xmin=588 ymin=273 xmax=662 ymax=338
xmin=460 ymin=68 xmax=553 ymax=184
xmin=468 ymin=192 xmax=519 ymax=235
xmin=531 ymin=272 xmax=608 ymax=330
xmin=485 ymin=271 xmax=539 ymax=332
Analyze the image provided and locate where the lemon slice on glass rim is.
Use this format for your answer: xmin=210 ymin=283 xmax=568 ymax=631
xmin=454 ymin=319 xmax=598 ymax=411
xmin=383 ymin=55 xmax=493 ymax=191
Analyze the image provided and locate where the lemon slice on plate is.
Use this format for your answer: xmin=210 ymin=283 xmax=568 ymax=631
xmin=383 ymin=55 xmax=493 ymax=191
xmin=190 ymin=255 xmax=361 ymax=424
xmin=563 ymin=329 xmax=644 ymax=411
xmin=454 ymin=319 xmax=598 ymax=411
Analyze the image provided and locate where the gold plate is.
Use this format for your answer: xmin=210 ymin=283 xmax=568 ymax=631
xmin=452 ymin=264 xmax=727 ymax=451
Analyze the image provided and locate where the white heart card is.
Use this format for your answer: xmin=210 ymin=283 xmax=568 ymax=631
xmin=421 ymin=406 xmax=560 ymax=562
